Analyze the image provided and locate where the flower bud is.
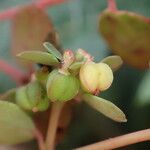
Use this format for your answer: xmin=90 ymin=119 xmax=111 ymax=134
xmin=16 ymin=81 xmax=49 ymax=112
xmin=75 ymin=49 xmax=93 ymax=62
xmin=60 ymin=50 xmax=75 ymax=74
xmin=46 ymin=69 xmax=79 ymax=102
xmin=79 ymin=62 xmax=113 ymax=94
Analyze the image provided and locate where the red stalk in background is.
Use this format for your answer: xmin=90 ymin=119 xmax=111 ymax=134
xmin=0 ymin=60 xmax=29 ymax=85
xmin=108 ymin=0 xmax=117 ymax=12
xmin=0 ymin=0 xmax=66 ymax=20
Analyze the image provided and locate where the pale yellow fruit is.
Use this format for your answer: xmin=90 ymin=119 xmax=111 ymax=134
xmin=80 ymin=62 xmax=113 ymax=94
xmin=96 ymin=63 xmax=113 ymax=91
xmin=80 ymin=62 xmax=98 ymax=93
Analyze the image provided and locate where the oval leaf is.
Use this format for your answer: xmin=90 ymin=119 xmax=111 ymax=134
xmin=99 ymin=10 xmax=150 ymax=69
xmin=17 ymin=51 xmax=59 ymax=65
xmin=0 ymin=101 xmax=35 ymax=145
xmin=69 ymin=61 xmax=84 ymax=74
xmin=11 ymin=5 xmax=58 ymax=67
xmin=82 ymin=94 xmax=127 ymax=122
xmin=43 ymin=42 xmax=63 ymax=61
xmin=101 ymin=55 xmax=123 ymax=71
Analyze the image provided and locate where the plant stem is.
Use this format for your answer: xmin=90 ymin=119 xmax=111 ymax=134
xmin=75 ymin=128 xmax=150 ymax=150
xmin=0 ymin=7 xmax=18 ymax=20
xmin=46 ymin=102 xmax=64 ymax=150
xmin=36 ymin=0 xmax=66 ymax=9
xmin=107 ymin=0 xmax=117 ymax=12
xmin=0 ymin=59 xmax=27 ymax=85
xmin=0 ymin=0 xmax=66 ymax=20
xmin=34 ymin=128 xmax=46 ymax=150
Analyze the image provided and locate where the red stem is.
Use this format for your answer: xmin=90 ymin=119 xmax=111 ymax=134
xmin=0 ymin=59 xmax=27 ymax=85
xmin=107 ymin=0 xmax=117 ymax=12
xmin=36 ymin=0 xmax=66 ymax=9
xmin=0 ymin=0 xmax=66 ymax=20
xmin=0 ymin=7 xmax=18 ymax=20
xmin=75 ymin=128 xmax=150 ymax=150
xmin=34 ymin=128 xmax=45 ymax=150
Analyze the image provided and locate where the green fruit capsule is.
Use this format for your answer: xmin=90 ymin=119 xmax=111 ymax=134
xmin=16 ymin=81 xmax=49 ymax=112
xmin=16 ymin=86 xmax=32 ymax=110
xmin=46 ymin=70 xmax=79 ymax=102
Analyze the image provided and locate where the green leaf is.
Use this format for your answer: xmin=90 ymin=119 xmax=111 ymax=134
xmin=99 ymin=10 xmax=150 ymax=69
xmin=17 ymin=51 xmax=59 ymax=66
xmin=0 ymin=101 xmax=35 ymax=145
xmin=0 ymin=89 xmax=16 ymax=102
xmin=101 ymin=55 xmax=123 ymax=71
xmin=69 ymin=61 xmax=84 ymax=74
xmin=82 ymin=94 xmax=127 ymax=122
xmin=43 ymin=42 xmax=63 ymax=61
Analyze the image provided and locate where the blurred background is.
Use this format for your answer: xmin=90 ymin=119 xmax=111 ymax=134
xmin=0 ymin=0 xmax=149 ymax=149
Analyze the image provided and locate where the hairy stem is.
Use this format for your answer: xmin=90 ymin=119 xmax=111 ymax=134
xmin=75 ymin=128 xmax=150 ymax=150
xmin=34 ymin=128 xmax=46 ymax=150
xmin=107 ymin=0 xmax=117 ymax=11
xmin=46 ymin=102 xmax=64 ymax=150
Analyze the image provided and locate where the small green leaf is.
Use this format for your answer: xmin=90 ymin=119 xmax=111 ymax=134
xmin=0 ymin=89 xmax=16 ymax=102
xmin=43 ymin=42 xmax=63 ymax=61
xmin=17 ymin=51 xmax=59 ymax=66
xmin=35 ymin=67 xmax=49 ymax=85
xmin=0 ymin=101 xmax=35 ymax=145
xmin=69 ymin=61 xmax=84 ymax=74
xmin=82 ymin=94 xmax=127 ymax=122
xmin=101 ymin=55 xmax=123 ymax=71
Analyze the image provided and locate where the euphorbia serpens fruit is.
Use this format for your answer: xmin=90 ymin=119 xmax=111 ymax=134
xmin=80 ymin=62 xmax=113 ymax=94
xmin=96 ymin=63 xmax=113 ymax=91
xmin=46 ymin=69 xmax=79 ymax=102
xmin=16 ymin=81 xmax=49 ymax=112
